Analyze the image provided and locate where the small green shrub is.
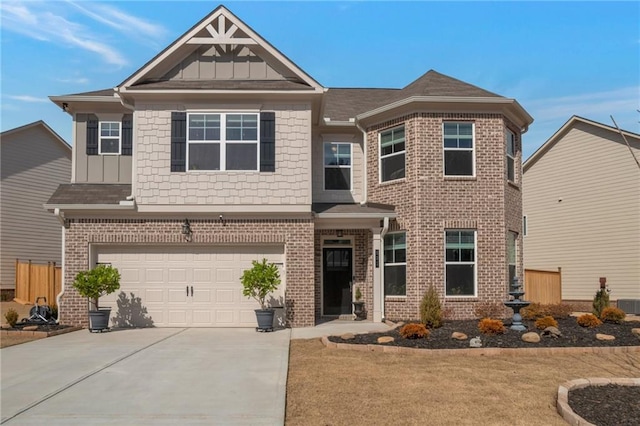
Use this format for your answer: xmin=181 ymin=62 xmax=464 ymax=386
xmin=600 ymin=307 xmax=626 ymax=324
xmin=4 ymin=308 xmax=19 ymax=327
xmin=592 ymin=288 xmax=610 ymax=317
xmin=420 ymin=285 xmax=442 ymax=328
xmin=478 ymin=318 xmax=505 ymax=335
xmin=535 ymin=315 xmax=558 ymax=330
xmin=577 ymin=313 xmax=602 ymax=328
xmin=240 ymin=258 xmax=281 ymax=310
xmin=399 ymin=323 xmax=430 ymax=339
xmin=73 ymin=264 xmax=121 ymax=310
xmin=473 ymin=302 xmax=504 ymax=319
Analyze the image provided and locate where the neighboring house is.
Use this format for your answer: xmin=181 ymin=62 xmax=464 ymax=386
xmin=1 ymin=121 xmax=72 ymax=295
xmin=46 ymin=5 xmax=533 ymax=328
xmin=523 ymin=116 xmax=640 ymax=310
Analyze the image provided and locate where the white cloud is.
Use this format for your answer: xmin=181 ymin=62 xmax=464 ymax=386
xmin=6 ymin=95 xmax=51 ymax=103
xmin=55 ymin=77 xmax=90 ymax=85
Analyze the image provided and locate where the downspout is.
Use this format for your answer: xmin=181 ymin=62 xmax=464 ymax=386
xmin=117 ymin=92 xmax=136 ymax=202
xmin=356 ymin=121 xmax=367 ymax=204
xmin=54 ymin=209 xmax=66 ymax=324
xmin=380 ymin=216 xmax=390 ymax=321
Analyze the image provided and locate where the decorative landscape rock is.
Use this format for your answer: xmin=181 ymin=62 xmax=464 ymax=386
xmin=340 ymin=333 xmax=355 ymax=340
xmin=22 ymin=326 xmax=38 ymax=331
xmin=522 ymin=332 xmax=541 ymax=343
xmin=632 ymin=328 xmax=640 ymax=339
xmin=596 ymin=333 xmax=615 ymax=341
xmin=451 ymin=332 xmax=468 ymax=340
xmin=542 ymin=326 xmax=562 ymax=338
xmin=469 ymin=336 xmax=482 ymax=348
xmin=1 ymin=324 xmax=11 ymax=329
xmin=377 ymin=336 xmax=394 ymax=344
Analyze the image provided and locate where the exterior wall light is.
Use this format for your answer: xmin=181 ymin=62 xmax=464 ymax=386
xmin=182 ymin=219 xmax=192 ymax=242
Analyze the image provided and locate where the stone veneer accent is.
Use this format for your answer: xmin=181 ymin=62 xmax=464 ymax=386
xmin=134 ymin=103 xmax=312 ymax=206
xmin=366 ymin=113 xmax=523 ymax=321
xmin=61 ymin=218 xmax=314 ymax=328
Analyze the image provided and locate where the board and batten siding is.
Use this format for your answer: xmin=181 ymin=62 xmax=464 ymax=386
xmin=0 ymin=123 xmax=71 ymax=290
xmin=523 ymin=122 xmax=640 ymax=301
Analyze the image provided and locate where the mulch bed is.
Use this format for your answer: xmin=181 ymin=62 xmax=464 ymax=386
xmin=328 ymin=318 xmax=640 ymax=349
xmin=569 ymin=384 xmax=640 ymax=426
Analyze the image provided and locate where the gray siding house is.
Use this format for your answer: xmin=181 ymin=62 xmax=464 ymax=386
xmin=46 ymin=5 xmax=532 ymax=328
xmin=0 ymin=121 xmax=72 ymax=294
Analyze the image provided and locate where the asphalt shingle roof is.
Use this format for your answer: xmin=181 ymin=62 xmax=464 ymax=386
xmin=47 ymin=184 xmax=131 ymax=205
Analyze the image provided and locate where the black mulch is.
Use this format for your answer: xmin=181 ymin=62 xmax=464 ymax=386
xmin=569 ymin=384 xmax=640 ymax=426
xmin=327 ymin=318 xmax=640 ymax=349
xmin=8 ymin=322 xmax=71 ymax=332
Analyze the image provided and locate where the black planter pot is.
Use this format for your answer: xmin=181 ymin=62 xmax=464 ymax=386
xmin=88 ymin=308 xmax=112 ymax=332
xmin=353 ymin=301 xmax=366 ymax=321
xmin=254 ymin=309 xmax=275 ymax=332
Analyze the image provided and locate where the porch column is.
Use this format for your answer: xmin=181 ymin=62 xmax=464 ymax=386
xmin=372 ymin=228 xmax=383 ymax=322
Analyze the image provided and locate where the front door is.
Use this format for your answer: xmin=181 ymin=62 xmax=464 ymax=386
xmin=322 ymin=247 xmax=353 ymax=316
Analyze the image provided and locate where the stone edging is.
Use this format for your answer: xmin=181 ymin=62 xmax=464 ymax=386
xmin=320 ymin=336 xmax=640 ymax=357
xmin=557 ymin=377 xmax=640 ymax=426
xmin=1 ymin=326 xmax=83 ymax=339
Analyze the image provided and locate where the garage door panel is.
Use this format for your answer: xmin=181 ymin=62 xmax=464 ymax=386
xmin=193 ymin=269 xmax=211 ymax=283
xmin=145 ymin=289 xmax=164 ymax=303
xmin=168 ymin=310 xmax=187 ymax=325
xmin=145 ymin=268 xmax=164 ymax=283
xmin=192 ymin=310 xmax=211 ymax=324
xmin=193 ymin=289 xmax=211 ymax=302
xmin=168 ymin=268 xmax=187 ymax=283
xmin=168 ymin=289 xmax=187 ymax=303
xmin=216 ymin=310 xmax=235 ymax=325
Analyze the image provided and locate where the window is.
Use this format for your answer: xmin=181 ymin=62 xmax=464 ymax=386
xmin=445 ymin=230 xmax=476 ymax=296
xmin=384 ymin=232 xmax=406 ymax=296
xmin=506 ymin=129 xmax=516 ymax=181
xmin=380 ymin=126 xmax=405 ymax=182
xmin=508 ymin=231 xmax=518 ymax=288
xmin=523 ymin=215 xmax=527 ymax=236
xmin=99 ymin=122 xmax=121 ymax=154
xmin=187 ymin=113 xmax=258 ymax=171
xmin=443 ymin=122 xmax=474 ymax=176
xmin=324 ymin=143 xmax=351 ymax=190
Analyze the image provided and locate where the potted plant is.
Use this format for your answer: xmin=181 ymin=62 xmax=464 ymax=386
xmin=72 ymin=264 xmax=120 ymax=332
xmin=353 ymin=286 xmax=365 ymax=320
xmin=241 ymin=258 xmax=281 ymax=332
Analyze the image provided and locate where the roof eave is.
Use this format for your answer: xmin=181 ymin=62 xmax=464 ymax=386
xmin=117 ymin=87 xmax=325 ymax=95
xmin=314 ymin=212 xmax=397 ymax=219
xmin=44 ymin=204 xmax=136 ymax=213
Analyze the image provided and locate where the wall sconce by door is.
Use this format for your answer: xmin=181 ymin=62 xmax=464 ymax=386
xmin=181 ymin=219 xmax=192 ymax=242
xmin=336 ymin=230 xmax=343 ymax=237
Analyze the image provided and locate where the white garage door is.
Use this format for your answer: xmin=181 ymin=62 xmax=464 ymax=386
xmin=96 ymin=245 xmax=285 ymax=327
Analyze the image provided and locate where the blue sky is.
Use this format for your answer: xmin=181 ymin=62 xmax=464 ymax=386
xmin=1 ymin=1 xmax=638 ymax=159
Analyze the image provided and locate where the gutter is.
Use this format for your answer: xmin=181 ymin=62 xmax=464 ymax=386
xmin=116 ymin=93 xmax=137 ymax=203
xmin=45 ymin=204 xmax=136 ymax=211
xmin=379 ymin=216 xmax=390 ymax=321
xmin=356 ymin=120 xmax=368 ymax=205
xmin=53 ymin=209 xmax=66 ymax=324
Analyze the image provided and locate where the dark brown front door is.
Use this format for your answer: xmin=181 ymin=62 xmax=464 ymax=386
xmin=323 ymin=247 xmax=353 ymax=316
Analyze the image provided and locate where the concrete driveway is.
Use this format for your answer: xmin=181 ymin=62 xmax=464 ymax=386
xmin=1 ymin=328 xmax=291 ymax=425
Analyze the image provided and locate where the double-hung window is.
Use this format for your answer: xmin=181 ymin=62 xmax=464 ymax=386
xmin=384 ymin=232 xmax=406 ymax=296
xmin=508 ymin=231 xmax=518 ymax=287
xmin=445 ymin=230 xmax=476 ymax=296
xmin=99 ymin=122 xmax=121 ymax=154
xmin=506 ymin=130 xmax=516 ymax=182
xmin=443 ymin=122 xmax=474 ymax=176
xmin=324 ymin=142 xmax=351 ymax=190
xmin=187 ymin=113 xmax=258 ymax=171
xmin=380 ymin=126 xmax=405 ymax=182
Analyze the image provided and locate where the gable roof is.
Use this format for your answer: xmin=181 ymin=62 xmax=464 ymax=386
xmin=118 ymin=5 xmax=323 ymax=94
xmin=523 ymin=115 xmax=640 ymax=172
xmin=1 ymin=120 xmax=71 ymax=152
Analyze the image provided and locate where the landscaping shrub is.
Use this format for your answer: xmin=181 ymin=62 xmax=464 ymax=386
xmin=592 ymin=287 xmax=610 ymax=317
xmin=577 ymin=313 xmax=602 ymax=328
xmin=600 ymin=307 xmax=626 ymax=324
xmin=521 ymin=302 xmax=545 ymax=320
xmin=478 ymin=318 xmax=505 ymax=335
xmin=399 ymin=323 xmax=430 ymax=339
xmin=522 ymin=302 xmax=574 ymax=320
xmin=535 ymin=316 xmax=558 ymax=330
xmin=420 ymin=285 xmax=442 ymax=328
xmin=545 ymin=303 xmax=574 ymax=319
xmin=473 ymin=302 xmax=504 ymax=319
xmin=4 ymin=308 xmax=18 ymax=327
xmin=50 ymin=304 xmax=58 ymax=321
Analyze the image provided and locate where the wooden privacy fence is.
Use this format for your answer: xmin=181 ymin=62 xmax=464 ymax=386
xmin=524 ymin=268 xmax=562 ymax=304
xmin=15 ymin=259 xmax=62 ymax=306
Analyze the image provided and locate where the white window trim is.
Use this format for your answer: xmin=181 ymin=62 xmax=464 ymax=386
xmin=98 ymin=121 xmax=121 ymax=155
xmin=506 ymin=129 xmax=516 ymax=182
xmin=444 ymin=229 xmax=478 ymax=298
xmin=443 ymin=122 xmax=476 ymax=177
xmin=323 ymin=142 xmax=352 ymax=191
xmin=379 ymin=125 xmax=406 ymax=183
xmin=186 ymin=111 xmax=260 ymax=172
xmin=383 ymin=231 xmax=407 ymax=297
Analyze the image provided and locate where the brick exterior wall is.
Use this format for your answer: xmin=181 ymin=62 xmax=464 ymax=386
xmin=366 ymin=113 xmax=523 ymax=321
xmin=61 ymin=218 xmax=314 ymax=328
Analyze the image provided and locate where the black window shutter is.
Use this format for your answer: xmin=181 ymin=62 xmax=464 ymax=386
xmin=121 ymin=114 xmax=133 ymax=156
xmin=86 ymin=114 xmax=99 ymax=155
xmin=260 ymin=112 xmax=276 ymax=172
xmin=171 ymin=112 xmax=187 ymax=172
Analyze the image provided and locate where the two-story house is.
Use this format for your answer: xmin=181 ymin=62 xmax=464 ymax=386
xmin=46 ymin=5 xmax=533 ymax=328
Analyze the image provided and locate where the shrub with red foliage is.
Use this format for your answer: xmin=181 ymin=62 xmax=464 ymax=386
xmin=600 ymin=307 xmax=626 ymax=324
xmin=577 ymin=313 xmax=602 ymax=328
xmin=535 ymin=316 xmax=558 ymax=330
xmin=399 ymin=323 xmax=430 ymax=339
xmin=478 ymin=318 xmax=505 ymax=335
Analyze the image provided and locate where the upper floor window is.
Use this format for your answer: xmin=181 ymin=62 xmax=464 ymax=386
xmin=324 ymin=142 xmax=351 ymax=190
xmin=99 ymin=122 xmax=121 ymax=155
xmin=443 ymin=122 xmax=474 ymax=176
xmin=187 ymin=113 xmax=258 ymax=171
xmin=380 ymin=126 xmax=405 ymax=182
xmin=384 ymin=232 xmax=407 ymax=296
xmin=445 ymin=230 xmax=476 ymax=297
xmin=506 ymin=129 xmax=516 ymax=182
xmin=508 ymin=231 xmax=518 ymax=288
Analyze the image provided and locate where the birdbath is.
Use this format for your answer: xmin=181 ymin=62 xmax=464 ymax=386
xmin=504 ymin=276 xmax=530 ymax=331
